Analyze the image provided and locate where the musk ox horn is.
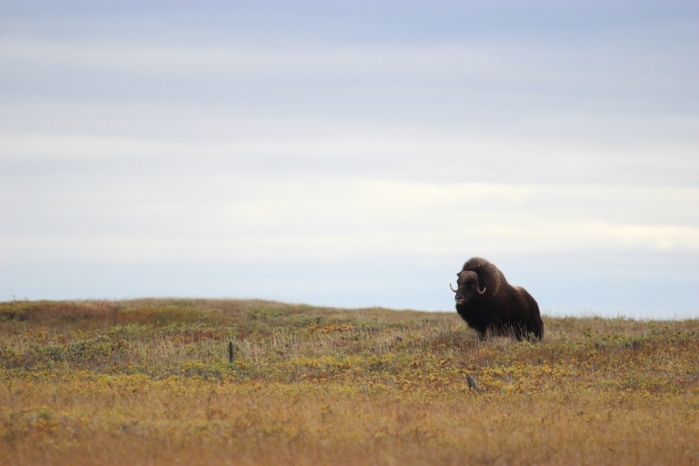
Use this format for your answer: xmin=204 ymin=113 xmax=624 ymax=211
xmin=450 ymin=283 xmax=457 ymax=292
xmin=473 ymin=272 xmax=487 ymax=294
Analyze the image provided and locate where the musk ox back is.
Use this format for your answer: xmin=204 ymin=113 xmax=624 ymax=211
xmin=450 ymin=257 xmax=543 ymax=340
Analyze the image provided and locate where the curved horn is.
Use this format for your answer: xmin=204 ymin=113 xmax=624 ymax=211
xmin=474 ymin=275 xmax=487 ymax=295
xmin=450 ymin=283 xmax=457 ymax=292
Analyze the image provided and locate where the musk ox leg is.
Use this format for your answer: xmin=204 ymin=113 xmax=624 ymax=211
xmin=521 ymin=291 xmax=544 ymax=341
xmin=512 ymin=321 xmax=543 ymax=341
xmin=522 ymin=320 xmax=543 ymax=341
xmin=513 ymin=324 xmax=528 ymax=341
xmin=531 ymin=321 xmax=544 ymax=340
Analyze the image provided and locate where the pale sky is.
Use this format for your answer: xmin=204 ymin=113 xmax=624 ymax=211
xmin=1 ymin=1 xmax=698 ymax=318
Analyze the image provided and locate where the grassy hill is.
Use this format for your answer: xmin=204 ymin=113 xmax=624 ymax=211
xmin=1 ymin=299 xmax=698 ymax=465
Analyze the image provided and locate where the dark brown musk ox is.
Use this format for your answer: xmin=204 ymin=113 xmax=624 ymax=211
xmin=450 ymin=257 xmax=544 ymax=341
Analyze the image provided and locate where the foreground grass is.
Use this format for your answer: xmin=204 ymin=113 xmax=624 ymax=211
xmin=1 ymin=299 xmax=698 ymax=465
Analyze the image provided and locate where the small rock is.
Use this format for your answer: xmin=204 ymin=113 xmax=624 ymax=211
xmin=466 ymin=374 xmax=481 ymax=393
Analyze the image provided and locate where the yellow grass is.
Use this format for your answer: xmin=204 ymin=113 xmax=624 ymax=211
xmin=1 ymin=299 xmax=698 ymax=465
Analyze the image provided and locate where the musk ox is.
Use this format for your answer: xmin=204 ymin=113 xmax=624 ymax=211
xmin=451 ymin=257 xmax=543 ymax=341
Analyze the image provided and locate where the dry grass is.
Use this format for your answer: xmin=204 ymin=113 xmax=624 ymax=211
xmin=1 ymin=299 xmax=698 ymax=465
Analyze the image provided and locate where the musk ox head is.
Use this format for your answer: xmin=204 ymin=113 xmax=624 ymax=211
xmin=450 ymin=271 xmax=485 ymax=305
xmin=450 ymin=257 xmax=503 ymax=305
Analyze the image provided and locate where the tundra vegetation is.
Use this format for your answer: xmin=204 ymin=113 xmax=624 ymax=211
xmin=0 ymin=299 xmax=698 ymax=465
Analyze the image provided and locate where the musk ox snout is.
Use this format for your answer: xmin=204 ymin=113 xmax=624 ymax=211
xmin=449 ymin=282 xmax=466 ymax=305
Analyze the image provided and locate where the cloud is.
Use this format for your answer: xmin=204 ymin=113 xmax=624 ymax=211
xmin=0 ymin=39 xmax=498 ymax=80
xmin=2 ymin=121 xmax=697 ymax=186
xmin=3 ymin=165 xmax=698 ymax=263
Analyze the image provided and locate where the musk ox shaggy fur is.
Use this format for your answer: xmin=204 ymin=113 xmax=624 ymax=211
xmin=451 ymin=257 xmax=543 ymax=341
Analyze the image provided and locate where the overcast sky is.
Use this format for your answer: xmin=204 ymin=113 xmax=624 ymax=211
xmin=1 ymin=0 xmax=698 ymax=318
